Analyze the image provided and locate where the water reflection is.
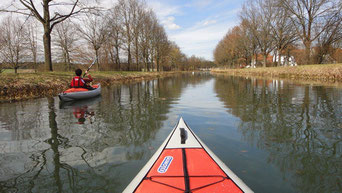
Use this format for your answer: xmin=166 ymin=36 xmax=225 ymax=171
xmin=0 ymin=73 xmax=211 ymax=193
xmin=60 ymin=96 xmax=101 ymax=124
xmin=47 ymin=97 xmax=69 ymax=193
xmin=214 ymin=75 xmax=342 ymax=193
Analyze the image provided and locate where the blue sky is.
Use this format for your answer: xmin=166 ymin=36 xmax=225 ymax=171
xmin=146 ymin=0 xmax=244 ymax=60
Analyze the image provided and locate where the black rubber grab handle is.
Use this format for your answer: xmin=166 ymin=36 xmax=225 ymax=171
xmin=180 ymin=128 xmax=187 ymax=144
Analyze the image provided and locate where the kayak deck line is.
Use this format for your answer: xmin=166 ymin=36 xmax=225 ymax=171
xmin=144 ymin=174 xmax=229 ymax=191
xmin=182 ymin=148 xmax=190 ymax=192
xmin=123 ymin=117 xmax=253 ymax=193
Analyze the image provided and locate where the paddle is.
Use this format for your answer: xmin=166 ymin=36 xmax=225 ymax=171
xmin=83 ymin=56 xmax=98 ymax=77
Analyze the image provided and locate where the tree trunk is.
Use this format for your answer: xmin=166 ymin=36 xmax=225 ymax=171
xmin=66 ymin=51 xmax=71 ymax=71
xmin=95 ymin=48 xmax=100 ymax=70
xmin=135 ymin=40 xmax=139 ymax=71
xmin=156 ymin=55 xmax=160 ymax=71
xmin=43 ymin=30 xmax=53 ymax=71
xmin=63 ymin=51 xmax=67 ymax=70
xmin=285 ymin=49 xmax=290 ymax=66
xmin=151 ymin=49 xmax=154 ymax=71
xmin=145 ymin=57 xmax=148 ymax=71
xmin=127 ymin=44 xmax=131 ymax=71
xmin=43 ymin=0 xmax=53 ymax=71
xmin=33 ymin=52 xmax=37 ymax=73
xmin=277 ymin=50 xmax=282 ymax=67
xmin=263 ymin=54 xmax=267 ymax=68
xmin=252 ymin=53 xmax=257 ymax=68
xmin=144 ymin=49 xmax=148 ymax=71
xmin=304 ymin=39 xmax=311 ymax=64
xmin=115 ymin=46 xmax=120 ymax=71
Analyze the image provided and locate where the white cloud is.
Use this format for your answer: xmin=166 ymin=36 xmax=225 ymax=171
xmin=202 ymin=20 xmax=217 ymax=26
xmin=169 ymin=17 xmax=236 ymax=60
xmin=148 ymin=1 xmax=181 ymax=17
xmin=161 ymin=16 xmax=181 ymax=30
xmin=147 ymin=1 xmax=182 ymax=30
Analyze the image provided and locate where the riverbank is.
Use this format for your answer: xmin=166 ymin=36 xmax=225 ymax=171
xmin=0 ymin=71 xmax=178 ymax=103
xmin=211 ymin=63 xmax=342 ymax=82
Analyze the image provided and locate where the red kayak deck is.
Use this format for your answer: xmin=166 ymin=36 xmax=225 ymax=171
xmin=123 ymin=118 xmax=252 ymax=193
xmin=64 ymin=84 xmax=99 ymax=93
xmin=135 ymin=148 xmax=243 ymax=193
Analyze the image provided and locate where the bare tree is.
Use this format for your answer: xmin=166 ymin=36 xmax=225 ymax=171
xmin=213 ymin=26 xmax=246 ymax=68
xmin=53 ymin=19 xmax=79 ymax=71
xmin=27 ymin=18 xmax=40 ymax=72
xmin=107 ymin=5 xmax=124 ymax=70
xmin=102 ymin=0 xmax=174 ymax=72
xmin=167 ymin=42 xmax=185 ymax=71
xmin=254 ymin=0 xmax=275 ymax=67
xmin=76 ymin=12 xmax=109 ymax=70
xmin=117 ymin=0 xmax=134 ymax=71
xmin=0 ymin=38 xmax=4 ymax=73
xmin=1 ymin=0 xmax=96 ymax=71
xmin=281 ymin=0 xmax=342 ymax=64
xmin=153 ymin=23 xmax=170 ymax=71
xmin=240 ymin=2 xmax=262 ymax=67
xmin=130 ymin=0 xmax=145 ymax=70
xmin=271 ymin=0 xmax=298 ymax=66
xmin=314 ymin=6 xmax=342 ymax=64
xmin=213 ymin=37 xmax=229 ymax=66
xmin=239 ymin=20 xmax=256 ymax=66
xmin=0 ymin=16 xmax=28 ymax=73
xmin=139 ymin=10 xmax=153 ymax=71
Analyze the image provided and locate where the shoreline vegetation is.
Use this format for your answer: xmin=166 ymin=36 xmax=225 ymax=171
xmin=211 ymin=63 xmax=342 ymax=84
xmin=2 ymin=63 xmax=342 ymax=103
xmin=0 ymin=71 xmax=178 ymax=103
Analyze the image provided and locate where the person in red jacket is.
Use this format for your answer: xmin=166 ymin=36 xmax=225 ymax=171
xmin=70 ymin=68 xmax=93 ymax=89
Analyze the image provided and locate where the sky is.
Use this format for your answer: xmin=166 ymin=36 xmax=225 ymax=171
xmin=146 ymin=0 xmax=244 ymax=61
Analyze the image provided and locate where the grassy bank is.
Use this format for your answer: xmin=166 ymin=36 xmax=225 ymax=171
xmin=211 ymin=63 xmax=342 ymax=82
xmin=0 ymin=71 xmax=178 ymax=103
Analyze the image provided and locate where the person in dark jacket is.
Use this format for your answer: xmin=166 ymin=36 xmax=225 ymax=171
xmin=70 ymin=68 xmax=93 ymax=89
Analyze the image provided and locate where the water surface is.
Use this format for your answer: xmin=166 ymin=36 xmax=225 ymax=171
xmin=0 ymin=73 xmax=341 ymax=193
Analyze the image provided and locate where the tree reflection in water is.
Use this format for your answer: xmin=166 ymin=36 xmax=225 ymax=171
xmin=214 ymin=75 xmax=342 ymax=193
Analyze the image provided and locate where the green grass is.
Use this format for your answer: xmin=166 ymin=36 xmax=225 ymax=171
xmin=0 ymin=71 xmax=158 ymax=86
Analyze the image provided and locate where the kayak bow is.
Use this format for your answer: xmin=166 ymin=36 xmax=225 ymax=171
xmin=123 ymin=117 xmax=253 ymax=193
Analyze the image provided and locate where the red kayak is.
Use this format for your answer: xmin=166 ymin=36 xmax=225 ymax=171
xmin=123 ymin=118 xmax=253 ymax=193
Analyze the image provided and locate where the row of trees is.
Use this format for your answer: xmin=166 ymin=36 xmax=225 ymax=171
xmin=0 ymin=0 xmax=213 ymax=73
xmin=214 ymin=0 xmax=342 ymax=68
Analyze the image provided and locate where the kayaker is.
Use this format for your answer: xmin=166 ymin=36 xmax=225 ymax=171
xmin=70 ymin=68 xmax=93 ymax=89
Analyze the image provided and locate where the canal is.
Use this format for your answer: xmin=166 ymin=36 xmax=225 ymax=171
xmin=0 ymin=73 xmax=341 ymax=193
